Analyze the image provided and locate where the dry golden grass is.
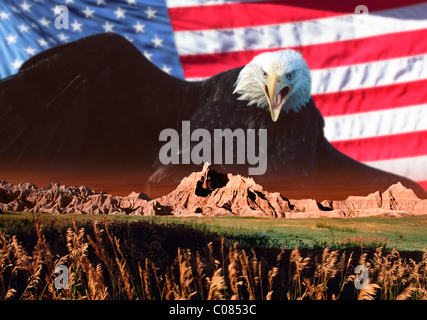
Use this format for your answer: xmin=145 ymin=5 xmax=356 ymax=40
xmin=0 ymin=217 xmax=426 ymax=300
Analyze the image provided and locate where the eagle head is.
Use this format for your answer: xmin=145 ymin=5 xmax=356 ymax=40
xmin=233 ymin=50 xmax=311 ymax=122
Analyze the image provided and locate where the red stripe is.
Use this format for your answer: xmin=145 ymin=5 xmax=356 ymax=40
xmin=169 ymin=0 xmax=425 ymax=32
xmin=331 ymin=130 xmax=427 ymax=162
xmin=314 ymin=79 xmax=427 ymax=117
xmin=180 ymin=29 xmax=427 ymax=79
xmin=417 ymin=180 xmax=427 ymax=192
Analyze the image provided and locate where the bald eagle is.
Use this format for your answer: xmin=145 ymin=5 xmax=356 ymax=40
xmin=0 ymin=33 xmax=425 ymax=200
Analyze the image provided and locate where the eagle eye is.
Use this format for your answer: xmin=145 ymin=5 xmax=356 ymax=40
xmin=286 ymin=72 xmax=294 ymax=80
xmin=262 ymin=70 xmax=267 ymax=79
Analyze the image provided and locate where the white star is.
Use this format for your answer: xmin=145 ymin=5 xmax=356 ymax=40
xmin=20 ymin=1 xmax=32 ymax=12
xmin=102 ymin=21 xmax=115 ymax=33
xmin=10 ymin=6 xmax=20 ymax=13
xmin=58 ymin=33 xmax=70 ymax=42
xmin=37 ymin=38 xmax=49 ymax=48
xmin=133 ymin=21 xmax=145 ymax=33
xmin=39 ymin=17 xmax=51 ymax=27
xmin=114 ymin=7 xmax=126 ymax=19
xmin=97 ymin=0 xmax=106 ymax=5
xmin=125 ymin=36 xmax=134 ymax=43
xmin=162 ymin=65 xmax=172 ymax=74
xmin=144 ymin=50 xmax=152 ymax=61
xmin=24 ymin=46 xmax=37 ymax=56
xmin=151 ymin=35 xmax=163 ymax=48
xmin=5 ymin=34 xmax=18 ymax=45
xmin=0 ymin=11 xmax=11 ymax=20
xmin=82 ymin=7 xmax=95 ymax=18
xmin=71 ymin=19 xmax=83 ymax=32
xmin=52 ymin=5 xmax=64 ymax=16
xmin=126 ymin=0 xmax=137 ymax=5
xmin=145 ymin=7 xmax=157 ymax=19
xmin=11 ymin=59 xmax=23 ymax=70
xmin=18 ymin=24 xmax=30 ymax=33
xmin=65 ymin=0 xmax=74 ymax=4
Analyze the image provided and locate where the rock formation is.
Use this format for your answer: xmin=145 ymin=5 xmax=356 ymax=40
xmin=154 ymin=163 xmax=291 ymax=218
xmin=0 ymin=180 xmax=152 ymax=215
xmin=0 ymin=163 xmax=426 ymax=217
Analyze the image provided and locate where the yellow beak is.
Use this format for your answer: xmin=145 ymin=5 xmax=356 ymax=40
xmin=264 ymin=73 xmax=289 ymax=122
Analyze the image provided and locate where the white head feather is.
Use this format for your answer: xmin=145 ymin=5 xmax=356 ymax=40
xmin=233 ymin=50 xmax=311 ymax=116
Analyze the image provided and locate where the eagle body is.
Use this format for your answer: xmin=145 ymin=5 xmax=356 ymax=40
xmin=0 ymin=33 xmax=425 ymax=200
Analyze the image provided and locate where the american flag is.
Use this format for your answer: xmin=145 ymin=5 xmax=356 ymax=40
xmin=0 ymin=0 xmax=183 ymax=78
xmin=1 ymin=0 xmax=427 ymax=191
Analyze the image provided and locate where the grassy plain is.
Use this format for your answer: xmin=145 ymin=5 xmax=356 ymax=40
xmin=2 ymin=212 xmax=426 ymax=251
xmin=1 ymin=212 xmax=426 ymax=300
xmin=133 ymin=214 xmax=427 ymax=251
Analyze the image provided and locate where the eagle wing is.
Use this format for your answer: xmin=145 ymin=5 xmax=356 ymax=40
xmin=0 ymin=33 xmax=198 ymax=175
xmin=316 ymin=135 xmax=427 ymax=199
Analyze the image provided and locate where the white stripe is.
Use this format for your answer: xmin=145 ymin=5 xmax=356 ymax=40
xmin=166 ymin=0 xmax=258 ymax=8
xmin=311 ymin=54 xmax=427 ymax=94
xmin=324 ymin=103 xmax=427 ymax=142
xmin=174 ymin=3 xmax=427 ymax=55
xmin=190 ymin=54 xmax=427 ymax=92
xmin=364 ymin=155 xmax=427 ymax=182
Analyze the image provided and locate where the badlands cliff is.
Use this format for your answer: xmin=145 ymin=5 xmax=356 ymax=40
xmin=1 ymin=163 xmax=426 ymax=218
